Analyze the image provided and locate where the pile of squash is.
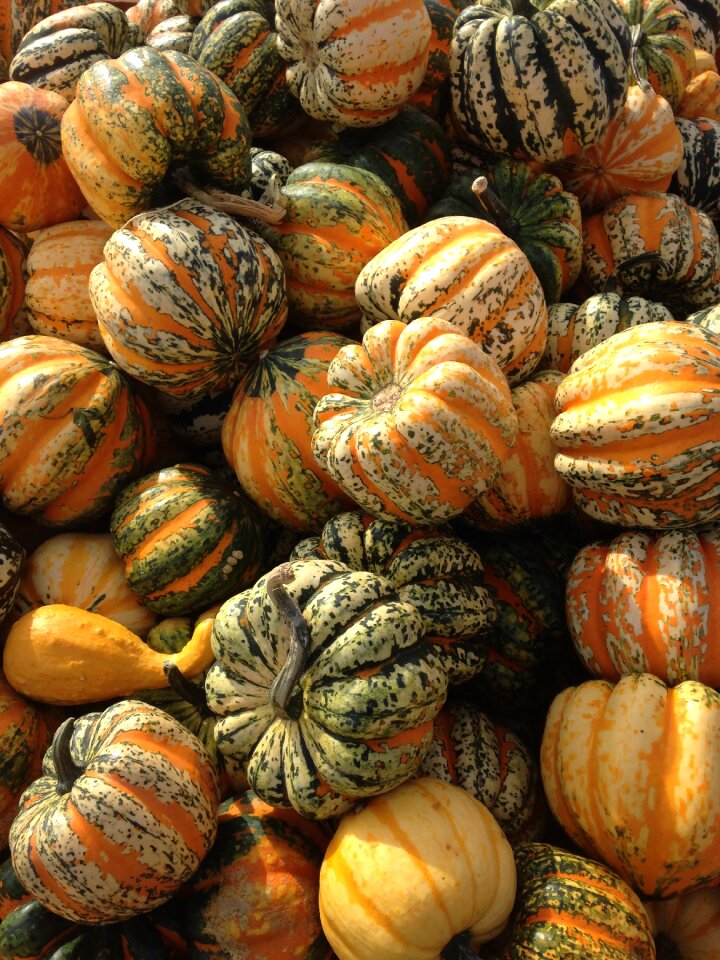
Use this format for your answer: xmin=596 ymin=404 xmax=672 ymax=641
xmin=0 ymin=0 xmax=719 ymax=956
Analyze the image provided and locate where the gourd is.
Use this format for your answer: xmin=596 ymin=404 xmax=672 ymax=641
xmin=0 ymin=521 xmax=23 ymax=626
xmin=672 ymin=116 xmax=720 ymax=220
xmin=677 ymin=68 xmax=720 ymax=119
xmin=8 ymin=700 xmax=220 ymax=923
xmin=647 ymin=887 xmax=720 ymax=958
xmin=0 ymin=0 xmax=88 ymax=66
xmin=145 ymin=11 xmax=199 ymax=51
xmin=0 ymin=226 xmax=27 ymax=340
xmin=2 ymin=603 xmax=216 ymax=704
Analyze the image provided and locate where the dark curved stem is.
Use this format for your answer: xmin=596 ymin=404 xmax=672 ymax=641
xmin=442 ymin=931 xmax=478 ymax=960
xmin=53 ymin=718 xmax=86 ymax=794
xmin=471 ymin=177 xmax=517 ymax=240
xmin=629 ymin=24 xmax=652 ymax=91
xmin=266 ymin=563 xmax=311 ymax=719
xmin=163 ymin=661 xmax=212 ymax=717
xmin=602 ymin=251 xmax=672 ymax=294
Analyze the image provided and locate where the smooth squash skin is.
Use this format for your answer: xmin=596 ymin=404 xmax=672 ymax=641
xmin=2 ymin=603 xmax=216 ymax=704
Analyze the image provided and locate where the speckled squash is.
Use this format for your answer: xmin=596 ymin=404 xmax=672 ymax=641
xmin=126 ymin=0 xmax=213 ymax=37
xmin=24 ymin=219 xmax=111 ymax=350
xmin=291 ymin=510 xmax=495 ymax=683
xmin=249 ymin=146 xmax=292 ymax=200
xmin=0 ymin=522 xmax=23 ymax=626
xmin=550 ymin=82 xmax=683 ymax=214
xmin=450 ymin=0 xmax=631 ymax=164
xmin=9 ymin=700 xmax=220 ymax=923
xmin=0 ymin=226 xmax=27 ymax=342
xmin=0 ymin=857 xmax=31 ymax=919
xmin=566 ymin=526 xmax=720 ymax=687
xmin=541 ymin=673 xmax=720 ymax=898
xmin=0 ymin=80 xmax=85 ymax=232
xmin=0 ymin=0 xmax=90 ymax=66
xmin=110 ymin=463 xmax=266 ymax=616
xmin=275 ymin=0 xmax=432 ymax=128
xmin=60 ymin=46 xmax=252 ymax=227
xmin=221 ymin=331 xmax=356 ymax=533
xmin=465 ymin=370 xmax=573 ymax=530
xmin=188 ymin=0 xmax=301 ymax=139
xmin=677 ymin=68 xmax=720 ymax=119
xmin=647 ymin=886 xmax=720 ymax=958
xmin=9 ymin=2 xmax=142 ymax=102
xmin=672 ymin=116 xmax=720 ymax=220
xmin=677 ymin=0 xmax=720 ymax=52
xmin=551 ymin=321 xmax=720 ymax=529
xmin=146 ymin=12 xmax=199 ymax=52
xmin=581 ymin=192 xmax=720 ymax=319
xmin=496 ymin=842 xmax=656 ymax=959
xmin=0 ymin=335 xmax=155 ymax=527
xmin=206 ymin=557 xmax=450 ymax=819
xmin=407 ymin=0 xmax=457 ymax=117
xmin=89 ymin=199 xmax=287 ymax=401
xmin=619 ymin=0 xmax=697 ymax=107
xmin=419 ymin=701 xmax=544 ymax=843
xmin=13 ymin=531 xmax=158 ymax=635
xmin=255 ymin=161 xmax=407 ymax=332
xmin=312 ymin=316 xmax=518 ymax=526
xmin=355 ymin=216 xmax=548 ymax=384
xmin=185 ymin=790 xmax=332 ymax=960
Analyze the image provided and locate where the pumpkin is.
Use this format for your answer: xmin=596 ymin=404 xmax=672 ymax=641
xmin=0 ymin=521 xmax=22 ymax=626
xmin=110 ymin=462 xmax=266 ymax=616
xmin=318 ymin=776 xmax=517 ymax=960
xmin=188 ymin=0 xmax=301 ymax=140
xmin=9 ymin=700 xmax=220 ymax=923
xmin=419 ymin=701 xmax=545 ymax=844
xmin=619 ymin=0 xmax=697 ymax=108
xmin=566 ymin=526 xmax=720 ymax=687
xmin=206 ymin=557 xmax=450 ymax=819
xmin=221 ymin=331 xmax=357 ymax=533
xmin=2 ymin=602 xmax=216 ymax=704
xmin=647 ymin=887 xmax=720 ymax=958
xmin=672 ymin=116 xmax=720 ymax=220
xmin=255 ymin=161 xmax=408 ymax=332
xmin=23 ymin=218 xmax=111 ymax=350
xmin=0 ymin=226 xmax=27 ymax=341
xmin=303 ymin=105 xmax=452 ymax=227
xmin=550 ymin=82 xmax=684 ymax=214
xmin=0 ymin=335 xmax=155 ymax=527
xmin=13 ymin=531 xmax=157 ymax=636
xmin=465 ymin=369 xmax=573 ymax=529
xmin=89 ymin=199 xmax=287 ymax=401
xmin=8 ymin=2 xmax=142 ymax=102
xmin=60 ymin=46 xmax=252 ymax=227
xmin=540 ymin=673 xmax=720 ymax=898
xmin=126 ymin=0 xmax=213 ymax=36
xmin=185 ymin=790 xmax=332 ymax=960
xmin=275 ymin=0 xmax=432 ymax=128
xmin=0 ymin=80 xmax=85 ymax=232
xmin=290 ymin=509 xmax=495 ymax=683
xmin=580 ymin=192 xmax=720 ymax=318
xmin=551 ymin=320 xmax=720 ymax=528
xmin=146 ymin=11 xmax=199 ymax=51
xmin=312 ymin=315 xmax=518 ymax=526
xmin=492 ymin=842 xmax=656 ymax=959
xmin=450 ymin=0 xmax=631 ymax=164
xmin=677 ymin=68 xmax=720 ymax=119
xmin=0 ymin=0 xmax=89 ymax=65
xmin=407 ymin=0 xmax=457 ymax=118
xmin=355 ymin=215 xmax=548 ymax=384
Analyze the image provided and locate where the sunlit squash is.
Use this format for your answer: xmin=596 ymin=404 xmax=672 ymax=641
xmin=0 ymin=0 xmax=89 ymax=66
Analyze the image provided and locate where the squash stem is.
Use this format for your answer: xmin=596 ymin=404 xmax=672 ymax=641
xmin=163 ymin=661 xmax=211 ymax=717
xmin=602 ymin=251 xmax=671 ymax=294
xmin=266 ymin=563 xmax=310 ymax=719
xmin=172 ymin=167 xmax=287 ymax=223
xmin=52 ymin=718 xmax=86 ymax=794
xmin=442 ymin=931 xmax=478 ymax=960
xmin=471 ymin=177 xmax=517 ymax=240
xmin=629 ymin=25 xmax=652 ymax=93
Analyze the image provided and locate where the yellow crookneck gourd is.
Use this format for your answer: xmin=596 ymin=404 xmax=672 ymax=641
xmin=2 ymin=603 xmax=217 ymax=705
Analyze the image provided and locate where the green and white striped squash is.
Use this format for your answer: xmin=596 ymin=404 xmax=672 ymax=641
xmin=672 ymin=116 xmax=720 ymax=220
xmin=145 ymin=12 xmax=199 ymax=52
xmin=110 ymin=463 xmax=266 ymax=616
xmin=0 ymin=522 xmax=23 ymax=626
xmin=250 ymin=146 xmax=292 ymax=201
xmin=291 ymin=510 xmax=495 ymax=683
xmin=450 ymin=0 xmax=631 ymax=164
xmin=206 ymin=557 xmax=450 ymax=819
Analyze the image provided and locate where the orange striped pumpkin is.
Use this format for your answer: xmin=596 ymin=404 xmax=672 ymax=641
xmin=551 ymin=321 xmax=720 ymax=528
xmin=89 ymin=199 xmax=288 ymax=401
xmin=541 ymin=673 xmax=720 ymax=898
xmin=0 ymin=226 xmax=27 ymax=341
xmin=677 ymin=67 xmax=720 ymax=119
xmin=24 ymin=219 xmax=111 ymax=350
xmin=312 ymin=315 xmax=518 ymax=526
xmin=9 ymin=701 xmax=221 ymax=923
xmin=566 ymin=527 xmax=720 ymax=687
xmin=0 ymin=81 xmax=85 ymax=232
xmin=275 ymin=0 xmax=432 ymax=128
xmin=125 ymin=0 xmax=212 ymax=36
xmin=647 ymin=887 xmax=720 ymax=958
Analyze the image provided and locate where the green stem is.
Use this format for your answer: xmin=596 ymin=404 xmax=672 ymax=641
xmin=471 ymin=177 xmax=517 ymax=240
xmin=441 ymin=931 xmax=478 ymax=960
xmin=629 ymin=24 xmax=653 ymax=93
xmin=266 ymin=563 xmax=310 ymax=720
xmin=163 ymin=661 xmax=211 ymax=717
xmin=52 ymin=718 xmax=86 ymax=794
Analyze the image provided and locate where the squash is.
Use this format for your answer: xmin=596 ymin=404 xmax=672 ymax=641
xmin=647 ymin=887 xmax=720 ymax=959
xmin=221 ymin=331 xmax=356 ymax=533
xmin=249 ymin=145 xmax=292 ymax=200
xmin=13 ymin=531 xmax=158 ymax=636
xmin=2 ymin=602 xmax=216 ymax=704
xmin=540 ymin=673 xmax=720 ymax=897
xmin=126 ymin=0 xmax=213 ymax=36
xmin=0 ymin=335 xmax=155 ymax=528
xmin=551 ymin=320 xmax=720 ymax=528
xmin=89 ymin=199 xmax=288 ymax=401
xmin=407 ymin=0 xmax=457 ymax=118
xmin=566 ymin=526 xmax=720 ymax=687
xmin=672 ymin=116 xmax=720 ymax=220
xmin=677 ymin=0 xmax=720 ymax=53
xmin=8 ymin=2 xmax=142 ymax=102
xmin=312 ymin=315 xmax=518 ymax=526
xmin=109 ymin=463 xmax=266 ymax=616
xmin=0 ymin=226 xmax=27 ymax=341
xmin=275 ymin=0 xmax=432 ymax=128
xmin=146 ymin=11 xmax=199 ymax=51
xmin=619 ymin=0 xmax=697 ymax=108
xmin=450 ymin=0 xmax=631 ymax=164
xmin=318 ymin=776 xmax=517 ymax=960
xmin=206 ymin=558 xmax=450 ymax=819
xmin=0 ymin=80 xmax=85 ymax=232
xmin=355 ymin=215 xmax=548 ymax=384
xmin=60 ymin=46 xmax=252 ymax=227
xmin=0 ymin=0 xmax=89 ymax=65
xmin=185 ymin=790 xmax=333 ymax=960
xmin=9 ymin=700 xmax=220 ymax=923
xmin=0 ymin=521 xmax=23 ymax=626
xmin=677 ymin=68 xmax=720 ymax=119
xmin=23 ymin=218 xmax=111 ymax=350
